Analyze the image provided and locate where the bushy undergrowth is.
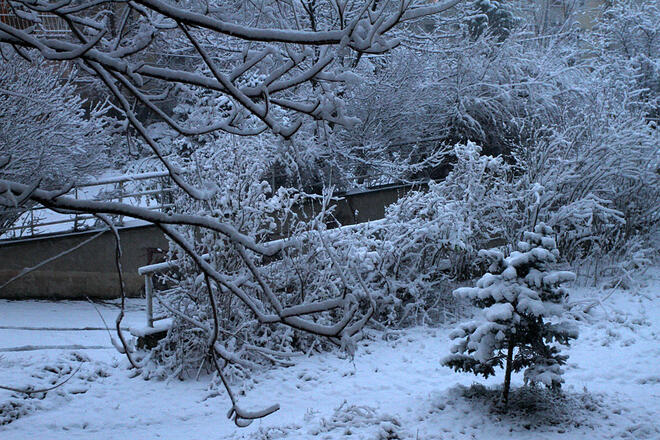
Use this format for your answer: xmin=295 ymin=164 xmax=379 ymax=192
xmin=141 ymin=1 xmax=659 ymax=380
xmin=144 ymin=130 xmax=656 ymax=381
xmin=143 ymin=143 xmax=339 ymax=379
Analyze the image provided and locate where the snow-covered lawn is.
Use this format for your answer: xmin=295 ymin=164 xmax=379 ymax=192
xmin=1 ymin=269 xmax=659 ymax=440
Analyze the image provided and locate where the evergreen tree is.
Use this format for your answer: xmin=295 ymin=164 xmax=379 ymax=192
xmin=443 ymin=223 xmax=578 ymax=407
xmin=468 ymin=0 xmax=518 ymax=41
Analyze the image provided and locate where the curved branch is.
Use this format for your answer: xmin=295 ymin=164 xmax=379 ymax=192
xmin=133 ymin=0 xmax=347 ymax=44
xmin=0 ymin=363 xmax=83 ymax=395
xmin=94 ymin=214 xmax=141 ymax=369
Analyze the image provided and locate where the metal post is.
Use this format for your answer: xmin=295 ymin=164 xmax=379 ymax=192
xmin=73 ymin=187 xmax=79 ymax=231
xmin=145 ymin=274 xmax=154 ymax=327
xmin=118 ymin=181 xmax=124 ymax=225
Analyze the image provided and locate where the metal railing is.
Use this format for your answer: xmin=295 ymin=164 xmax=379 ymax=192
xmin=1 ymin=168 xmax=409 ymax=240
xmin=1 ymin=171 xmax=178 ymax=240
xmin=0 ymin=11 xmax=71 ymax=37
xmin=138 ymin=254 xmax=211 ymax=329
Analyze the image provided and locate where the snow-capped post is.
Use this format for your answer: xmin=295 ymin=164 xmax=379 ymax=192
xmin=442 ymin=223 xmax=578 ymax=409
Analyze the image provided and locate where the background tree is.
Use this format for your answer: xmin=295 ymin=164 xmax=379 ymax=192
xmin=345 ymin=0 xmax=658 ymax=269
xmin=0 ymin=52 xmax=114 ymax=235
xmin=588 ymin=0 xmax=660 ymax=124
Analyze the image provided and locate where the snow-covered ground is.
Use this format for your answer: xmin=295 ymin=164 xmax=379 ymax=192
xmin=1 ymin=269 xmax=658 ymax=439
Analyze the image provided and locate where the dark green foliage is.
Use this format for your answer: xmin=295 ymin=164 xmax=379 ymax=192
xmin=468 ymin=0 xmax=518 ymax=41
xmin=443 ymin=224 xmax=578 ymax=403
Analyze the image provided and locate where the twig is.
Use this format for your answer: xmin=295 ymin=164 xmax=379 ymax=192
xmin=210 ymin=352 xmax=279 ymax=428
xmin=0 ymin=229 xmax=106 ymax=290
xmin=94 ymin=214 xmax=140 ymax=369
xmin=86 ymin=296 xmax=117 ymax=345
xmin=0 ymin=363 xmax=82 ymax=395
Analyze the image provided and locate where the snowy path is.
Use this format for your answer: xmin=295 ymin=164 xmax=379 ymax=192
xmin=0 ymin=300 xmax=144 ymax=352
xmin=0 ymin=272 xmax=659 ymax=439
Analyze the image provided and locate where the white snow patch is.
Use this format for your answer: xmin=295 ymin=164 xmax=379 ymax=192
xmin=485 ymin=303 xmax=514 ymax=322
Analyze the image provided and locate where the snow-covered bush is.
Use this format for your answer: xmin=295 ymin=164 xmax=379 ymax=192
xmin=545 ymin=0 xmax=660 ymax=268
xmin=315 ymin=142 xmax=526 ymax=327
xmin=590 ymin=0 xmax=660 ymax=122
xmin=443 ymin=223 xmax=578 ymax=407
xmin=144 ymin=137 xmax=372 ymax=378
xmin=336 ymin=1 xmax=658 ymax=273
xmin=0 ymin=55 xmax=112 ymax=187
xmin=515 ymin=70 xmax=660 ymax=267
xmin=147 ymin=145 xmax=288 ymax=376
xmin=150 ymin=141 xmax=524 ymax=351
xmin=334 ymin=12 xmax=586 ymax=181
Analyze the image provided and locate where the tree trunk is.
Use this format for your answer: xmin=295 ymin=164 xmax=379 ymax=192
xmin=502 ymin=338 xmax=515 ymax=410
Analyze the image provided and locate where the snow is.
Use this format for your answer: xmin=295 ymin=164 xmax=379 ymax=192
xmin=129 ymin=320 xmax=173 ymax=338
xmin=1 ymin=268 xmax=659 ymax=439
xmin=516 ymin=288 xmax=546 ymax=316
xmin=485 ymin=303 xmax=514 ymax=322
xmin=543 ymin=271 xmax=577 ymax=286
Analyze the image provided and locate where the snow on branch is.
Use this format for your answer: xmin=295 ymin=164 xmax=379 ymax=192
xmin=0 ymin=0 xmax=464 ymax=426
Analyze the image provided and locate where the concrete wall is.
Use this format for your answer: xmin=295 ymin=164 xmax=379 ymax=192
xmin=0 ymin=184 xmax=421 ymax=299
xmin=305 ymin=183 xmax=421 ymax=226
xmin=0 ymin=225 xmax=168 ymax=299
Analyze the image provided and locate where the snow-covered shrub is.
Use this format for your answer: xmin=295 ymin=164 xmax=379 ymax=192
xmin=335 ymin=13 xmax=587 ymax=181
xmin=505 ymin=2 xmax=660 ymax=269
xmin=0 ymin=55 xmax=113 ymax=187
xmin=580 ymin=235 xmax=658 ymax=291
xmin=336 ymin=2 xmax=658 ymax=272
xmin=0 ymin=53 xmax=114 ymax=234
xmin=143 ymin=137 xmax=373 ymax=379
xmin=146 ymin=144 xmax=294 ymax=377
xmin=152 ymin=140 xmax=523 ymax=335
xmin=149 ymin=140 xmax=525 ymax=335
xmin=148 ymin=141 xmax=525 ymax=354
xmin=443 ymin=223 xmax=578 ymax=406
xmin=590 ymin=1 xmax=660 ymax=122
xmin=317 ymin=142 xmax=526 ymax=327
xmin=514 ymin=77 xmax=660 ymax=267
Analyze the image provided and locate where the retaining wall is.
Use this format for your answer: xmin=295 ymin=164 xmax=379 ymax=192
xmin=0 ymin=184 xmax=420 ymax=299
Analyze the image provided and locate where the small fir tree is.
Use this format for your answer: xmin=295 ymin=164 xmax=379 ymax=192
xmin=443 ymin=223 xmax=578 ymax=407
